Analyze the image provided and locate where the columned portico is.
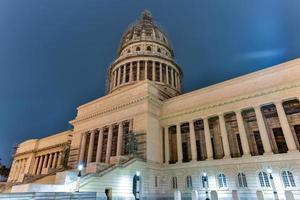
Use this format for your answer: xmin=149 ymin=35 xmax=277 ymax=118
xmin=87 ymin=131 xmax=95 ymax=163
xmin=219 ymin=114 xmax=231 ymax=158
xmin=96 ymin=128 xmax=103 ymax=162
xmin=236 ymin=110 xmax=251 ymax=156
xmin=275 ymin=101 xmax=298 ymax=152
xmin=176 ymin=124 xmax=183 ymax=163
xmin=189 ymin=121 xmax=197 ymax=161
xmin=79 ymin=133 xmax=87 ymax=164
xmin=204 ymin=118 xmax=213 ymax=159
xmin=105 ymin=125 xmax=113 ymax=164
xmin=254 ymin=106 xmax=273 ymax=154
xmin=116 ymin=122 xmax=123 ymax=156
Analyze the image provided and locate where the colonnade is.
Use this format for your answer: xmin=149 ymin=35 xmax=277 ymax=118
xmin=79 ymin=120 xmax=133 ymax=165
xmin=164 ymin=99 xmax=300 ymax=164
xmin=32 ymin=151 xmax=63 ymax=175
xmin=110 ymin=60 xmax=181 ymax=92
xmin=8 ymin=158 xmax=28 ymax=182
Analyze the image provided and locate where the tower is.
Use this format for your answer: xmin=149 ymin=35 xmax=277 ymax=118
xmin=107 ymin=10 xmax=183 ymax=99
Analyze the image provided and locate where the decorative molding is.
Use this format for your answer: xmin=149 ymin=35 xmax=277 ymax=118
xmin=160 ymin=82 xmax=300 ymax=121
xmin=71 ymin=94 xmax=163 ymax=125
xmin=13 ymin=142 xmax=69 ymax=158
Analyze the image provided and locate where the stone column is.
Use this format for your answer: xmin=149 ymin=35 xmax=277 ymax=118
xmin=12 ymin=161 xmax=19 ymax=180
xmin=145 ymin=61 xmax=148 ymax=80
xmin=129 ymin=62 xmax=133 ymax=82
xmin=166 ymin=66 xmax=169 ymax=84
xmin=254 ymin=106 xmax=273 ymax=154
xmin=32 ymin=157 xmax=39 ymax=174
xmin=137 ymin=61 xmax=140 ymax=81
xmin=79 ymin=133 xmax=87 ymax=164
xmin=204 ymin=118 xmax=213 ymax=159
xmin=42 ymin=154 xmax=48 ymax=169
xmin=171 ymin=68 xmax=174 ymax=87
xmin=176 ymin=124 xmax=183 ymax=163
xmin=47 ymin=154 xmax=53 ymax=168
xmin=105 ymin=125 xmax=113 ymax=164
xmin=236 ymin=110 xmax=251 ymax=156
xmin=57 ymin=152 xmax=63 ymax=167
xmin=219 ymin=114 xmax=231 ymax=158
xmin=152 ymin=62 xmax=155 ymax=81
xmin=87 ymin=131 xmax=95 ymax=163
xmin=52 ymin=153 xmax=58 ymax=168
xmin=114 ymin=70 xmax=117 ymax=88
xmin=275 ymin=101 xmax=297 ymax=152
xmin=8 ymin=161 xmax=16 ymax=181
xmin=116 ymin=122 xmax=124 ymax=156
xmin=117 ymin=67 xmax=121 ymax=86
xmin=129 ymin=119 xmax=133 ymax=132
xmin=122 ymin=65 xmax=126 ymax=83
xmin=37 ymin=156 xmax=44 ymax=175
xmin=189 ymin=121 xmax=197 ymax=161
xmin=164 ymin=127 xmax=170 ymax=164
xmin=96 ymin=128 xmax=104 ymax=162
xmin=159 ymin=63 xmax=163 ymax=82
xmin=14 ymin=160 xmax=21 ymax=180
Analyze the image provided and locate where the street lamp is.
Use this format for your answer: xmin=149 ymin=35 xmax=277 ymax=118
xmin=267 ymin=168 xmax=279 ymax=200
xmin=202 ymin=172 xmax=209 ymax=200
xmin=76 ymin=164 xmax=83 ymax=192
xmin=135 ymin=171 xmax=140 ymax=200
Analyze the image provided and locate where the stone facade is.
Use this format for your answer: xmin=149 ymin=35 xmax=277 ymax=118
xmin=5 ymin=11 xmax=300 ymax=200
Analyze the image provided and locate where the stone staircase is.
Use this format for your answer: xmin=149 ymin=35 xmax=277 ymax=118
xmin=80 ymin=156 xmax=139 ymax=188
xmin=0 ymin=192 xmax=96 ymax=199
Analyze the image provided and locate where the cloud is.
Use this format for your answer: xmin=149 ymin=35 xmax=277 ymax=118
xmin=241 ymin=48 xmax=286 ymax=60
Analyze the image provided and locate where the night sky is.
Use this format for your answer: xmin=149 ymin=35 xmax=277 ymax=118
xmin=1 ymin=0 xmax=300 ymax=165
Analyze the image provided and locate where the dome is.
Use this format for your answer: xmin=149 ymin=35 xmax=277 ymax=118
xmin=118 ymin=10 xmax=174 ymax=57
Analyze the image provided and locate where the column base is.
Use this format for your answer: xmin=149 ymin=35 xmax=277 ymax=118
xmin=287 ymin=149 xmax=299 ymax=154
xmin=263 ymin=151 xmax=274 ymax=156
xmin=86 ymin=162 xmax=110 ymax=173
xmin=242 ymin=154 xmax=251 ymax=158
xmin=190 ymin=159 xmax=198 ymax=163
xmin=206 ymin=157 xmax=213 ymax=161
xmin=176 ymin=160 xmax=182 ymax=164
xmin=223 ymin=155 xmax=231 ymax=159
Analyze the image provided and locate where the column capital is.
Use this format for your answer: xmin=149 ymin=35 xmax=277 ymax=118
xmin=273 ymin=99 xmax=284 ymax=105
xmin=234 ymin=109 xmax=242 ymax=114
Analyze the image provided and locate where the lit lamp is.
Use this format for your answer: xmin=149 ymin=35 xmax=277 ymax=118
xmin=135 ymin=171 xmax=140 ymax=200
xmin=202 ymin=172 xmax=209 ymax=200
xmin=76 ymin=164 xmax=83 ymax=192
xmin=267 ymin=168 xmax=279 ymax=200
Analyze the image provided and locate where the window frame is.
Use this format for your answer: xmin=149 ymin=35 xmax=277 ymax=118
xmin=217 ymin=173 xmax=228 ymax=189
xmin=258 ymin=171 xmax=271 ymax=189
xmin=281 ymin=170 xmax=296 ymax=189
xmin=237 ymin=172 xmax=248 ymax=189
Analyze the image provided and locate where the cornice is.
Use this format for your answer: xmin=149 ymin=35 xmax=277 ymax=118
xmin=14 ymin=142 xmax=69 ymax=158
xmin=70 ymin=94 xmax=163 ymax=125
xmin=160 ymin=82 xmax=300 ymax=121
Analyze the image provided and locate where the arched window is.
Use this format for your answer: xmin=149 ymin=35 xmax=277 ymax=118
xmin=201 ymin=175 xmax=209 ymax=188
xmin=127 ymin=49 xmax=131 ymax=53
xmin=157 ymin=48 xmax=161 ymax=53
xmin=237 ymin=173 xmax=248 ymax=188
xmin=155 ymin=176 xmax=158 ymax=187
xmin=146 ymin=46 xmax=152 ymax=51
xmin=258 ymin=172 xmax=270 ymax=187
xmin=136 ymin=46 xmax=140 ymax=51
xmin=282 ymin=170 xmax=296 ymax=188
xmin=171 ymin=176 xmax=177 ymax=189
xmin=218 ymin=174 xmax=227 ymax=188
xmin=186 ymin=176 xmax=193 ymax=189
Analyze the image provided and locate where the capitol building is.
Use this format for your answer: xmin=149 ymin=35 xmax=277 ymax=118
xmin=3 ymin=11 xmax=300 ymax=200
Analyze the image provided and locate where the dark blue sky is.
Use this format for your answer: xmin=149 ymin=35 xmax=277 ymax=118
xmin=1 ymin=0 xmax=300 ymax=165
